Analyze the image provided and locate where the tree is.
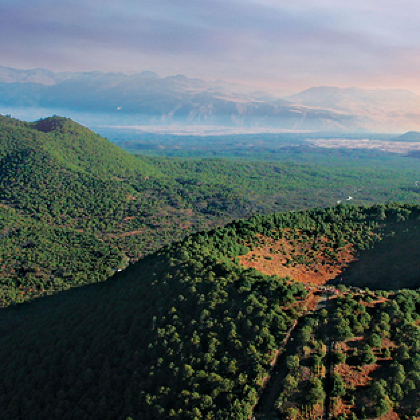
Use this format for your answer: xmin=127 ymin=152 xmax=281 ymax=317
xmin=361 ymin=344 xmax=376 ymax=365
xmin=313 ymin=355 xmax=323 ymax=374
xmin=283 ymin=374 xmax=298 ymax=393
xmin=390 ymin=383 xmax=404 ymax=402
xmin=331 ymin=373 xmax=346 ymax=398
xmin=393 ymin=364 xmax=406 ymax=385
xmin=369 ymin=380 xmax=387 ymax=400
xmin=306 ymin=377 xmax=325 ymax=407
xmin=335 ymin=319 xmax=353 ymax=341
xmin=372 ymin=396 xmax=392 ymax=417
xmin=368 ymin=333 xmax=382 ymax=349
xmin=403 ymin=379 xmax=416 ymax=393
xmin=334 ymin=351 xmax=346 ymax=365
xmin=299 ymin=325 xmax=312 ymax=343
xmin=286 ymin=355 xmax=300 ymax=371
xmin=284 ymin=407 xmax=299 ymax=420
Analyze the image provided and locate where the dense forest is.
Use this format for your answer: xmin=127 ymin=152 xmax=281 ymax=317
xmin=2 ymin=115 xmax=420 ymax=306
xmin=1 ymin=203 xmax=420 ymax=419
xmin=0 ymin=115 xmax=250 ymax=305
xmin=2 ymin=115 xmax=420 ymax=418
xmin=273 ymin=288 xmax=420 ymax=419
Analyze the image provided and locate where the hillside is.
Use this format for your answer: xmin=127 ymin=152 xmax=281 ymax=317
xmin=395 ymin=130 xmax=420 ymax=142
xmin=1 ymin=204 xmax=420 ymax=419
xmin=0 ymin=115 xmax=353 ymax=306
xmin=0 ymin=115 xmax=255 ymax=305
xmin=4 ymin=115 xmax=420 ymax=306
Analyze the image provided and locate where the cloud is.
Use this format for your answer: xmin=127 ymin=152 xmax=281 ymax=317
xmin=1 ymin=0 xmax=420 ymax=92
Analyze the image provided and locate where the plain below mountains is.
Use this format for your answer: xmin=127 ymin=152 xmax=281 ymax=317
xmin=1 ymin=66 xmax=420 ymax=132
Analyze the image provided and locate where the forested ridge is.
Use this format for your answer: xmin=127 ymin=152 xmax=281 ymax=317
xmin=0 ymin=215 xmax=309 ymax=420
xmin=274 ymin=288 xmax=420 ymax=419
xmin=1 ymin=203 xmax=420 ymax=419
xmin=0 ymin=115 xmax=253 ymax=305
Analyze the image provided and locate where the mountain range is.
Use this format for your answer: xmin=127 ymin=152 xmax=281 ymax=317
xmin=1 ymin=66 xmax=420 ymax=132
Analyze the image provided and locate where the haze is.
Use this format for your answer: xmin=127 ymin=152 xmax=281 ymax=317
xmin=2 ymin=0 xmax=420 ymax=94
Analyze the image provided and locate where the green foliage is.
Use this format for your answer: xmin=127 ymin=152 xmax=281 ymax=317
xmin=1 ymin=188 xmax=420 ymax=417
xmin=330 ymin=290 xmax=420 ymax=418
xmin=372 ymin=396 xmax=393 ymax=417
xmin=2 ymin=115 xmax=420 ymax=305
xmin=306 ymin=377 xmax=325 ymax=407
xmin=331 ymin=373 xmax=346 ymax=398
xmin=286 ymin=355 xmax=300 ymax=371
xmin=0 ymin=217 xmax=306 ymax=419
xmin=0 ymin=116 xmax=272 ymax=304
xmin=0 ymin=207 xmax=122 ymax=305
xmin=361 ymin=344 xmax=377 ymax=365
xmin=334 ymin=351 xmax=347 ymax=365
xmin=4 ymin=115 xmax=420 ymax=418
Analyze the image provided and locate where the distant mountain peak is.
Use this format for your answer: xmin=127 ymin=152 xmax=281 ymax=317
xmin=395 ymin=131 xmax=420 ymax=142
xmin=0 ymin=65 xmax=57 ymax=85
xmin=138 ymin=71 xmax=161 ymax=79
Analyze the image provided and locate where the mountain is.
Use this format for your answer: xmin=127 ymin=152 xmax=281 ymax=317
xmin=4 ymin=66 xmax=420 ymax=132
xmin=289 ymin=86 xmax=420 ymax=132
xmin=394 ymin=130 xmax=420 ymax=142
xmin=4 ymin=115 xmax=376 ymax=306
xmin=3 ymin=66 xmax=420 ymax=132
xmin=0 ymin=66 xmax=58 ymax=85
xmin=4 ymin=114 xmax=420 ymax=307
xmin=0 ymin=66 xmax=372 ymax=131
xmin=1 ymin=203 xmax=420 ymax=419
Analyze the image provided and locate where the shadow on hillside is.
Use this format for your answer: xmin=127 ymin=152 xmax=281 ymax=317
xmin=327 ymin=221 xmax=420 ymax=291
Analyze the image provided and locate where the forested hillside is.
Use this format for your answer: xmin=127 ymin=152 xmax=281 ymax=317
xmin=1 ymin=203 xmax=420 ymax=419
xmin=0 ymin=115 xmax=250 ymax=305
xmin=3 ymin=115 xmax=420 ymax=306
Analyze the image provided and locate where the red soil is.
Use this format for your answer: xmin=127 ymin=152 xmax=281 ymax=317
xmin=239 ymin=233 xmax=356 ymax=285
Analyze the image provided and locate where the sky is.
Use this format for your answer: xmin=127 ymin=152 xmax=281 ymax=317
xmin=2 ymin=0 xmax=420 ymax=93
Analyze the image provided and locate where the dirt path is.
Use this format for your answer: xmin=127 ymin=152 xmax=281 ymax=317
xmin=321 ymin=293 xmax=334 ymax=420
xmin=253 ymin=289 xmax=338 ymax=420
xmin=253 ymin=319 xmax=302 ymax=419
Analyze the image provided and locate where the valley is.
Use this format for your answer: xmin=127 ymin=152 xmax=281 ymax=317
xmin=307 ymin=137 xmax=420 ymax=155
xmin=4 ymin=1 xmax=420 ymax=418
